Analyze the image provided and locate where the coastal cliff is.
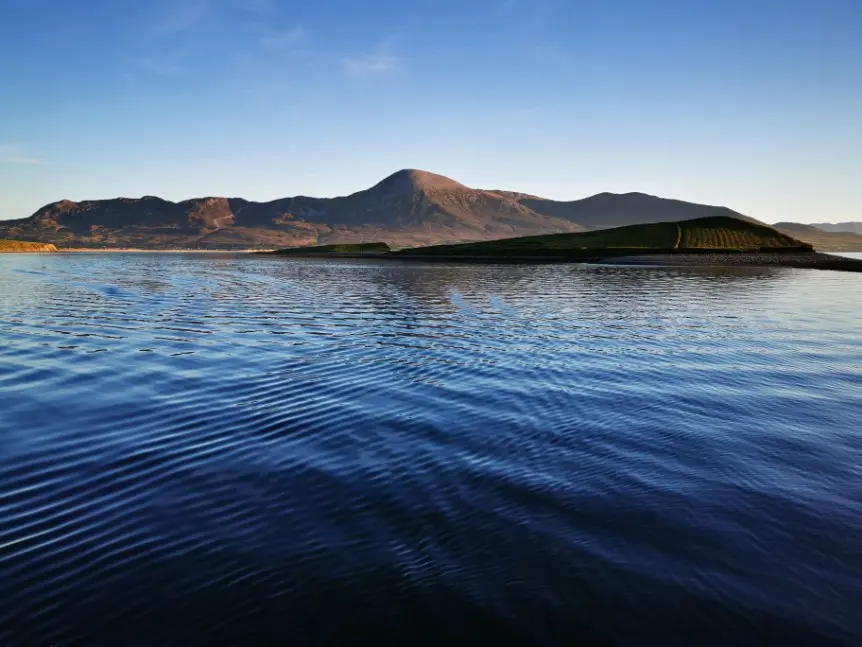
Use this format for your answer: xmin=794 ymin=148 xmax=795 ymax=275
xmin=0 ymin=239 xmax=57 ymax=253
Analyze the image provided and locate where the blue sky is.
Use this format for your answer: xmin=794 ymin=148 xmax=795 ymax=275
xmin=1 ymin=0 xmax=860 ymax=223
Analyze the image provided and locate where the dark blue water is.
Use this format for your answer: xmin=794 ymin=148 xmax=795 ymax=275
xmin=1 ymin=253 xmax=861 ymax=646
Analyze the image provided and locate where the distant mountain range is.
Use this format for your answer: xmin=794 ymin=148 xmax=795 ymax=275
xmin=1 ymin=169 xmax=859 ymax=250
xmin=773 ymin=222 xmax=862 ymax=252
xmin=809 ymin=222 xmax=862 ymax=235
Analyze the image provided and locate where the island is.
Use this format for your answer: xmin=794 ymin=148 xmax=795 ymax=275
xmin=261 ymin=217 xmax=862 ymax=272
xmin=0 ymin=239 xmax=57 ymax=253
xmin=260 ymin=242 xmax=391 ymax=256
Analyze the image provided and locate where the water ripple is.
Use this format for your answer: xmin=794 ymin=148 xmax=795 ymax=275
xmin=1 ymin=253 xmax=861 ymax=645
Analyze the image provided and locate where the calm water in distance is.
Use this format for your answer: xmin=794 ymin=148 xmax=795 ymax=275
xmin=1 ymin=253 xmax=861 ymax=645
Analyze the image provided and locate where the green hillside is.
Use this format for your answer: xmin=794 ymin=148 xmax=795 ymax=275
xmin=395 ymin=217 xmax=812 ymax=258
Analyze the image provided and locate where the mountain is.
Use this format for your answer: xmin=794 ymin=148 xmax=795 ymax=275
xmin=809 ymin=222 xmax=862 ymax=235
xmin=774 ymin=223 xmax=862 ymax=252
xmin=0 ymin=169 xmax=760 ymax=249
xmin=500 ymin=191 xmax=754 ymax=229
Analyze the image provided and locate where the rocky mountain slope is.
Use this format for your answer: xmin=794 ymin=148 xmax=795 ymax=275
xmin=0 ymin=169 xmax=764 ymax=249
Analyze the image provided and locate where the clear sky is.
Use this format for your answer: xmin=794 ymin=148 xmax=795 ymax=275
xmin=1 ymin=0 xmax=860 ymax=223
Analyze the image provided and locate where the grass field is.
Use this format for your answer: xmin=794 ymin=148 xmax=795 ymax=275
xmin=679 ymin=217 xmax=806 ymax=249
xmin=0 ymin=239 xmax=57 ymax=252
xmin=394 ymin=217 xmax=812 ymax=258
xmin=270 ymin=242 xmax=391 ymax=255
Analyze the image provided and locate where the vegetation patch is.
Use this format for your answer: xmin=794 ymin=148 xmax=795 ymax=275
xmin=394 ymin=217 xmax=812 ymax=258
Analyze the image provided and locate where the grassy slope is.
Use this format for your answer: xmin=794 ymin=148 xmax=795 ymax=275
xmin=0 ymin=239 xmax=57 ymax=252
xmin=395 ymin=217 xmax=811 ymax=257
xmin=271 ymin=242 xmax=391 ymax=254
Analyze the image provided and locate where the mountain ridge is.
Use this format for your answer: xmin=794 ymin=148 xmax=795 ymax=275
xmin=0 ymin=169 xmax=780 ymax=250
xmin=774 ymin=222 xmax=862 ymax=252
xmin=809 ymin=221 xmax=862 ymax=235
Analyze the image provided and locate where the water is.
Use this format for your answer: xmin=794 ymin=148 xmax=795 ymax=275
xmin=1 ymin=253 xmax=861 ymax=646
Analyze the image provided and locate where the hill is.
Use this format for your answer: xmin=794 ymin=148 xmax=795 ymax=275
xmin=395 ymin=217 xmax=811 ymax=258
xmin=809 ymin=222 xmax=862 ymax=235
xmin=0 ymin=170 xmax=762 ymax=250
xmin=775 ymin=223 xmax=862 ymax=252
xmin=0 ymin=239 xmax=57 ymax=252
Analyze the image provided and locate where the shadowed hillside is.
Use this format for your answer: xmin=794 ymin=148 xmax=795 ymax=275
xmin=395 ymin=217 xmax=811 ymax=258
xmin=508 ymin=191 xmax=757 ymax=229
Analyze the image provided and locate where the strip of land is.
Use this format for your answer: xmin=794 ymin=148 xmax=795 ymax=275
xmin=6 ymin=218 xmax=861 ymax=272
xmin=262 ymin=217 xmax=862 ymax=272
xmin=263 ymin=243 xmax=390 ymax=257
xmin=604 ymin=252 xmax=862 ymax=272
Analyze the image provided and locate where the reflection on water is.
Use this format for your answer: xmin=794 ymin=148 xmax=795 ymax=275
xmin=1 ymin=253 xmax=862 ymax=645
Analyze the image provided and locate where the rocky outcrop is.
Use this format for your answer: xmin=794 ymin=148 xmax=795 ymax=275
xmin=0 ymin=240 xmax=57 ymax=252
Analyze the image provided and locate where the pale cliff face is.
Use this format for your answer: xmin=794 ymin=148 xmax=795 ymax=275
xmin=0 ymin=240 xmax=57 ymax=252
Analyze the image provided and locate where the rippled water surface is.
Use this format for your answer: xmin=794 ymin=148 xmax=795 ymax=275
xmin=2 ymin=253 xmax=861 ymax=646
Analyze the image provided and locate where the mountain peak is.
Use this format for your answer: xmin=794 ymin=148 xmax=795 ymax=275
xmin=372 ymin=169 xmax=468 ymax=193
xmin=3 ymin=170 xmax=778 ymax=250
xmin=589 ymin=191 xmax=654 ymax=200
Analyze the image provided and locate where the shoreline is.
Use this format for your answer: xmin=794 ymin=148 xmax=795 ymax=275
xmin=5 ymin=247 xmax=860 ymax=272
xmin=601 ymin=252 xmax=862 ymax=272
xmin=55 ymin=248 xmax=265 ymax=253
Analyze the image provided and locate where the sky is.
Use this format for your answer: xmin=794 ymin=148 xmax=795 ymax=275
xmin=1 ymin=0 xmax=860 ymax=224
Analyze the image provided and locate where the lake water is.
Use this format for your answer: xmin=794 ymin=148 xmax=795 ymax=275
xmin=1 ymin=253 xmax=861 ymax=645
